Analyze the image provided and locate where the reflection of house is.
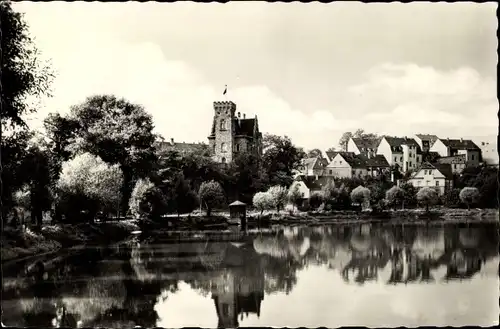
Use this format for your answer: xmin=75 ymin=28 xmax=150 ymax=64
xmin=436 ymin=154 xmax=467 ymax=174
xmin=430 ymin=138 xmax=481 ymax=167
xmin=406 ymin=162 xmax=453 ymax=196
xmin=211 ymin=269 xmax=265 ymax=328
xmin=376 ymin=136 xmax=423 ymax=172
xmin=288 ymin=175 xmax=333 ymax=199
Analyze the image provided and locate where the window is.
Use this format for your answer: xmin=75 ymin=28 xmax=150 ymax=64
xmin=221 ymin=157 xmax=226 ymax=163
xmin=417 ymin=180 xmax=421 ymax=186
xmin=400 ymin=157 xmax=403 ymax=162
xmin=222 ymin=303 xmax=230 ymax=316
xmin=221 ymin=142 xmax=227 ymax=153
xmin=340 ymin=161 xmax=342 ymax=164
xmin=236 ymin=143 xmax=240 ymax=152
xmin=436 ymin=181 xmax=439 ymax=186
xmin=454 ymin=164 xmax=457 ymax=169
xmin=329 ymin=170 xmax=332 ymax=174
xmin=220 ymin=119 xmax=226 ymax=130
xmin=471 ymin=154 xmax=475 ymax=160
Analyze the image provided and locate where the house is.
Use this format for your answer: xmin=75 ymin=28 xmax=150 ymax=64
xmin=436 ymin=154 xmax=467 ymax=174
xmin=430 ymin=138 xmax=481 ymax=167
xmin=406 ymin=162 xmax=454 ymax=196
xmin=297 ymin=156 xmax=328 ymax=176
xmin=414 ymin=134 xmax=439 ymax=153
xmin=365 ymin=155 xmax=391 ymax=177
xmin=325 ymin=152 xmax=367 ymax=178
xmin=289 ymin=175 xmax=333 ymax=199
xmin=207 ymin=101 xmax=262 ymax=164
xmin=376 ymin=136 xmax=423 ymax=173
xmin=347 ymin=137 xmax=381 ymax=158
xmin=477 ymin=140 xmax=498 ymax=166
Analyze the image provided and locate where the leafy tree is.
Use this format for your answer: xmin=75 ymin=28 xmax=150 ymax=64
xmin=307 ymin=149 xmax=322 ymax=158
xmin=167 ymin=173 xmax=199 ymax=216
xmin=138 ymin=186 xmax=168 ymax=221
xmin=443 ymin=188 xmax=461 ymax=208
xmin=400 ymin=181 xmax=418 ymax=209
xmin=350 ymin=186 xmax=371 ymax=211
xmin=309 ymin=192 xmax=324 ymax=210
xmin=56 ymin=153 xmax=123 ymax=222
xmin=48 ymin=95 xmax=157 ymax=214
xmin=416 ymin=187 xmax=439 ymax=212
xmin=385 ymin=186 xmax=404 ymax=209
xmin=338 ymin=132 xmax=353 ymax=151
xmin=1 ymin=1 xmax=54 ymax=129
xmin=287 ymin=185 xmax=304 ymax=211
xmin=198 ymin=180 xmax=226 ymax=217
xmin=338 ymin=129 xmax=378 ymax=151
xmin=459 ymin=187 xmax=480 ymax=211
xmin=325 ymin=147 xmax=336 ymax=153
xmin=262 ymin=134 xmax=305 ymax=187
xmin=225 ymin=151 xmax=268 ymax=204
xmin=129 ymin=178 xmax=155 ymax=219
xmin=267 ymin=186 xmax=288 ymax=213
xmin=252 ymin=192 xmax=273 ymax=215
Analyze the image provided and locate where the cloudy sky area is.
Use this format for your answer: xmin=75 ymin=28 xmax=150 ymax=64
xmin=15 ymin=2 xmax=498 ymax=150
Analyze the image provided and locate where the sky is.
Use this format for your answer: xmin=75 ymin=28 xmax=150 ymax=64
xmin=14 ymin=2 xmax=498 ymax=150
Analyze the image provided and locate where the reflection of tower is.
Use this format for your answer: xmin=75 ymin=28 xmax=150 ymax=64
xmin=211 ymin=267 xmax=265 ymax=328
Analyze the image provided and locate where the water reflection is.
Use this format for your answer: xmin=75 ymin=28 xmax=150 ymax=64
xmin=2 ymin=223 xmax=498 ymax=328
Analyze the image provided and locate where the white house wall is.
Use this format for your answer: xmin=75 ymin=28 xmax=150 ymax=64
xmin=376 ymin=138 xmax=393 ymax=165
xmin=347 ymin=138 xmax=361 ymax=154
xmin=408 ymin=168 xmax=447 ymax=195
xmin=326 ymin=154 xmax=353 ymax=178
xmin=290 ymin=181 xmax=311 ymax=199
xmin=430 ymin=139 xmax=449 ymax=157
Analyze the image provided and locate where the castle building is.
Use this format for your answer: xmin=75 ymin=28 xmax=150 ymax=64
xmin=207 ymin=101 xmax=263 ymax=164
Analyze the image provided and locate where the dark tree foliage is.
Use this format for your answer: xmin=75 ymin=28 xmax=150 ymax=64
xmin=1 ymin=1 xmax=54 ymax=128
xmin=262 ymin=134 xmax=305 ymax=187
xmin=162 ymin=172 xmax=199 ymax=216
xmin=225 ymin=151 xmax=268 ymax=204
xmin=454 ymin=166 xmax=498 ymax=209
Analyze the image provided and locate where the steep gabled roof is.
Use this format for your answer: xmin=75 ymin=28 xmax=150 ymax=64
xmin=326 ymin=151 xmax=338 ymax=162
xmin=351 ymin=137 xmax=381 ymax=151
xmin=383 ymin=136 xmax=422 ymax=154
xmin=439 ymin=138 xmax=480 ymax=150
xmin=365 ymin=155 xmax=390 ymax=168
xmin=415 ymin=134 xmax=439 ymax=146
xmin=301 ymin=156 xmax=328 ymax=171
xmin=412 ymin=162 xmax=453 ymax=180
xmin=159 ymin=141 xmax=207 ymax=154
xmin=332 ymin=152 xmax=367 ymax=169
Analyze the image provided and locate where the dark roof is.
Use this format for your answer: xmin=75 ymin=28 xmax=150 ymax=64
xmin=351 ymin=137 xmax=381 ymax=151
xmin=413 ymin=162 xmax=453 ymax=180
xmin=436 ymin=154 xmax=467 ymax=164
xmin=325 ymin=151 xmax=338 ymax=162
xmin=330 ymin=152 xmax=367 ymax=169
xmin=383 ymin=136 xmax=422 ymax=153
xmin=299 ymin=175 xmax=333 ymax=191
xmin=159 ymin=141 xmax=207 ymax=154
xmin=439 ymin=138 xmax=480 ymax=150
xmin=415 ymin=134 xmax=439 ymax=146
xmin=365 ymin=155 xmax=390 ymax=167
xmin=301 ymin=156 xmax=328 ymax=171
xmin=210 ymin=118 xmax=258 ymax=138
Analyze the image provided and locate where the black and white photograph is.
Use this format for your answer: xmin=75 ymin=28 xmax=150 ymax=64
xmin=1 ymin=1 xmax=498 ymax=328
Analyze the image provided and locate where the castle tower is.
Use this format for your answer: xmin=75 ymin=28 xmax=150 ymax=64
xmin=208 ymin=101 xmax=236 ymax=163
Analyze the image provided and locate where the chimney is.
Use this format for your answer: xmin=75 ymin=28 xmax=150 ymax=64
xmin=243 ymin=113 xmax=246 ymax=119
xmin=315 ymin=174 xmax=318 ymax=180
xmin=237 ymin=112 xmax=241 ymax=118
xmin=170 ymin=138 xmax=174 ymax=146
xmin=460 ymin=138 xmax=463 ymax=143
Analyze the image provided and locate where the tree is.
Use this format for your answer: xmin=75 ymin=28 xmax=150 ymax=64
xmin=399 ymin=181 xmax=417 ymax=209
xmin=1 ymin=1 xmax=54 ymax=129
xmin=262 ymin=134 xmax=305 ymax=187
xmin=129 ymin=178 xmax=155 ymax=219
xmin=56 ymin=153 xmax=123 ymax=222
xmin=253 ymin=192 xmax=273 ymax=215
xmin=138 ymin=186 xmax=168 ymax=221
xmin=416 ymin=187 xmax=439 ymax=212
xmin=307 ymin=149 xmax=322 ymax=158
xmin=287 ymin=185 xmax=304 ymax=211
xmin=338 ymin=129 xmax=379 ymax=152
xmin=225 ymin=151 xmax=268 ymax=204
xmin=325 ymin=147 xmax=336 ymax=153
xmin=443 ymin=188 xmax=461 ymax=208
xmin=49 ymin=95 xmax=157 ymax=214
xmin=350 ymin=186 xmax=371 ymax=211
xmin=459 ymin=187 xmax=480 ymax=211
xmin=309 ymin=192 xmax=324 ymax=210
xmin=198 ymin=180 xmax=226 ymax=217
xmin=168 ymin=173 xmax=199 ymax=216
xmin=267 ymin=186 xmax=288 ymax=213
xmin=385 ymin=186 xmax=404 ymax=209
xmin=338 ymin=132 xmax=353 ymax=151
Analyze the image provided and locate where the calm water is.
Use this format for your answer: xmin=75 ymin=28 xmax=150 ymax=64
xmin=2 ymin=223 xmax=499 ymax=328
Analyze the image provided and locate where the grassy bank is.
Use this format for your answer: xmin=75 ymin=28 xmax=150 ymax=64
xmin=1 ymin=221 xmax=140 ymax=264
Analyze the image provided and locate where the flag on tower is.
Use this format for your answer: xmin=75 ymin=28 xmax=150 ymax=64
xmin=223 ymin=85 xmax=227 ymax=95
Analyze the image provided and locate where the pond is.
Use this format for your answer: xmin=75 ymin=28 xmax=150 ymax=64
xmin=2 ymin=222 xmax=499 ymax=328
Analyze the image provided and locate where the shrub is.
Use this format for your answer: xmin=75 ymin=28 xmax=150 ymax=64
xmin=253 ymin=192 xmax=273 ymax=215
xmin=385 ymin=186 xmax=404 ymax=209
xmin=400 ymin=181 xmax=418 ymax=209
xmin=416 ymin=187 xmax=439 ymax=212
xmin=138 ymin=186 xmax=168 ymax=220
xmin=443 ymin=188 xmax=461 ymax=208
xmin=129 ymin=178 xmax=155 ymax=219
xmin=459 ymin=187 xmax=480 ymax=211
xmin=287 ymin=185 xmax=304 ymax=211
xmin=198 ymin=180 xmax=226 ymax=217
xmin=267 ymin=186 xmax=288 ymax=213
xmin=309 ymin=192 xmax=324 ymax=210
xmin=350 ymin=186 xmax=370 ymax=210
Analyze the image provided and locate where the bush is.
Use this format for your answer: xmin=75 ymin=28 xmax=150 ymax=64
xmin=253 ymin=192 xmax=273 ymax=215
xmin=400 ymin=181 xmax=418 ymax=209
xmin=459 ymin=187 xmax=480 ymax=210
xmin=267 ymin=186 xmax=288 ymax=213
xmin=416 ymin=187 xmax=439 ymax=212
xmin=198 ymin=180 xmax=225 ymax=217
xmin=350 ymin=186 xmax=370 ymax=210
xmin=287 ymin=185 xmax=304 ymax=210
xmin=385 ymin=186 xmax=404 ymax=209
xmin=129 ymin=178 xmax=155 ymax=219
xmin=138 ymin=186 xmax=168 ymax=220
xmin=309 ymin=192 xmax=324 ymax=210
xmin=443 ymin=188 xmax=461 ymax=208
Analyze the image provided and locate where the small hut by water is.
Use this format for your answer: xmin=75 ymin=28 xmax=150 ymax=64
xmin=229 ymin=200 xmax=247 ymax=229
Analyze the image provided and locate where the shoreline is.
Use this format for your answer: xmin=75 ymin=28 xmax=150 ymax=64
xmin=2 ymin=207 xmax=497 ymax=264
